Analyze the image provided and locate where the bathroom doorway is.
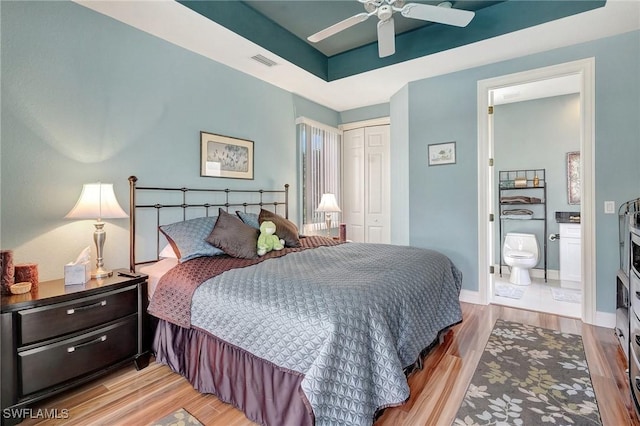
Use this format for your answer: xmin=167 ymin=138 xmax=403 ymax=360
xmin=477 ymin=59 xmax=596 ymax=323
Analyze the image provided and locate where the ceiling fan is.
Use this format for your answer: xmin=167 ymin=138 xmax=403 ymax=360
xmin=307 ymin=0 xmax=475 ymax=58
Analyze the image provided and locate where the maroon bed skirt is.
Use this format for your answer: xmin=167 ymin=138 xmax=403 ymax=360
xmin=153 ymin=319 xmax=314 ymax=426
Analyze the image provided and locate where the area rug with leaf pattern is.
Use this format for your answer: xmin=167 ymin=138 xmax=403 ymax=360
xmin=454 ymin=319 xmax=602 ymax=425
xmin=148 ymin=408 xmax=203 ymax=426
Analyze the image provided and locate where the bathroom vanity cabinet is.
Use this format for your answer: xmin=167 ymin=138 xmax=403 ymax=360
xmin=497 ymin=168 xmax=548 ymax=282
xmin=559 ymin=223 xmax=582 ymax=283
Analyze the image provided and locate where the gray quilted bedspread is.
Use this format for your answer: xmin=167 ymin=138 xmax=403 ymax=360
xmin=190 ymin=242 xmax=463 ymax=426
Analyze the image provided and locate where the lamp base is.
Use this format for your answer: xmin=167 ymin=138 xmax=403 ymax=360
xmin=325 ymin=215 xmax=332 ymax=238
xmin=92 ymin=267 xmax=113 ymax=279
xmin=91 ymin=221 xmax=113 ymax=279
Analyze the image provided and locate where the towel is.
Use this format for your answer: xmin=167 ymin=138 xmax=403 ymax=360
xmin=500 ymin=195 xmax=542 ymax=204
xmin=502 ymin=209 xmax=534 ymax=215
xmin=500 ymin=209 xmax=533 ymax=219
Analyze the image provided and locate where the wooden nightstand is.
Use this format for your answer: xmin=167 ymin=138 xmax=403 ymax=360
xmin=0 ymin=270 xmax=150 ymax=425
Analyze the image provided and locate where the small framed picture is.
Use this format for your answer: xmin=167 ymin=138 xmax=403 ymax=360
xmin=200 ymin=132 xmax=254 ymax=180
xmin=428 ymin=141 xmax=456 ymax=166
xmin=566 ymin=151 xmax=580 ymax=205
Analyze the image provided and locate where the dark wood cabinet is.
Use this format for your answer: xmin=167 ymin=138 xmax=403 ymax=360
xmin=1 ymin=270 xmax=150 ymax=425
xmin=620 ymin=201 xmax=640 ymax=417
xmin=630 ymin=223 xmax=640 ymax=416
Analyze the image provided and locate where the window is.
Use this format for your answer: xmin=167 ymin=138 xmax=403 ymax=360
xmin=297 ymin=118 xmax=341 ymax=234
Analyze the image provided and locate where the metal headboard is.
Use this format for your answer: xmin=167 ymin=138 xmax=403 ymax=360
xmin=128 ymin=176 xmax=289 ymax=272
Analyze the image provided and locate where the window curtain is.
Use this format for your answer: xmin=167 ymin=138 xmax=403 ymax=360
xmin=297 ymin=119 xmax=341 ymax=233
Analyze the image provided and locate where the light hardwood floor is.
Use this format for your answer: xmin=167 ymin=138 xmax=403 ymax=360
xmin=20 ymin=303 xmax=640 ymax=425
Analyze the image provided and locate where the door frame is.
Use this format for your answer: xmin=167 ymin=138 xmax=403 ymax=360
xmin=476 ymin=58 xmax=596 ymax=324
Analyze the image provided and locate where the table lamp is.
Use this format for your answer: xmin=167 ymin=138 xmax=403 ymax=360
xmin=316 ymin=193 xmax=341 ymax=238
xmin=65 ymin=183 xmax=128 ymax=278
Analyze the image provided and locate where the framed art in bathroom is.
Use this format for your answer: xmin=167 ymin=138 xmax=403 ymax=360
xmin=428 ymin=141 xmax=456 ymax=166
xmin=200 ymin=132 xmax=254 ymax=180
xmin=567 ymin=151 xmax=580 ymax=205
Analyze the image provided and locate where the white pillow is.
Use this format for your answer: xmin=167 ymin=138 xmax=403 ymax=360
xmin=158 ymin=244 xmax=177 ymax=259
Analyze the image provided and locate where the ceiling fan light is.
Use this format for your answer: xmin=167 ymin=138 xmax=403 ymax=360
xmin=377 ymin=4 xmax=393 ymax=20
xmin=309 ymin=0 xmax=474 ymax=55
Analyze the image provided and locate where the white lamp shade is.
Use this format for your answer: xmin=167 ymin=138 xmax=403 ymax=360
xmin=65 ymin=183 xmax=128 ymax=220
xmin=316 ymin=193 xmax=341 ymax=213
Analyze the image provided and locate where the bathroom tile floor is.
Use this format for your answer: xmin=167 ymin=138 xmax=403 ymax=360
xmin=492 ymin=275 xmax=582 ymax=318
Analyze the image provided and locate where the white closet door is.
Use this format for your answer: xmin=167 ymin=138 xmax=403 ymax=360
xmin=342 ymin=125 xmax=390 ymax=243
xmin=343 ymin=128 xmax=365 ymax=242
xmin=364 ymin=126 xmax=390 ymax=243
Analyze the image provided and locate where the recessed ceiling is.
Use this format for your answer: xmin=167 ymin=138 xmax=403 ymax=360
xmin=178 ymin=0 xmax=606 ymax=80
xmin=243 ymin=0 xmax=499 ymax=57
xmin=76 ymin=0 xmax=640 ymax=111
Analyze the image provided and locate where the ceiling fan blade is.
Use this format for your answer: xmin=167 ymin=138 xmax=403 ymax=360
xmin=400 ymin=3 xmax=475 ymax=27
xmin=307 ymin=12 xmax=370 ymax=43
xmin=377 ymin=17 xmax=395 ymax=58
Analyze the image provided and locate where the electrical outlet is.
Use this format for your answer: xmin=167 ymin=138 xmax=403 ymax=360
xmin=604 ymin=201 xmax=615 ymax=214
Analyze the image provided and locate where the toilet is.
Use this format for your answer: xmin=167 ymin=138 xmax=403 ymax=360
xmin=503 ymin=233 xmax=539 ymax=285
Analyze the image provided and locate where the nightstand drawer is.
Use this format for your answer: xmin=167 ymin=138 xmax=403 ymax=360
xmin=19 ymin=285 xmax=137 ymax=345
xmin=19 ymin=315 xmax=137 ymax=396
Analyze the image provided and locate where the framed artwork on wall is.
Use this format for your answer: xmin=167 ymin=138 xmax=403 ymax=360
xmin=567 ymin=151 xmax=580 ymax=205
xmin=200 ymin=132 xmax=254 ymax=180
xmin=428 ymin=141 xmax=456 ymax=166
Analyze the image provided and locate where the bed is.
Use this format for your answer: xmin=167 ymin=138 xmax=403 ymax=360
xmin=128 ymin=177 xmax=463 ymax=426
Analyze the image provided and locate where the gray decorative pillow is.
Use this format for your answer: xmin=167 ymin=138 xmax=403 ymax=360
xmin=207 ymin=209 xmax=259 ymax=259
xmin=258 ymin=209 xmax=301 ymax=248
xmin=236 ymin=211 xmax=260 ymax=230
xmin=159 ymin=216 xmax=223 ymax=262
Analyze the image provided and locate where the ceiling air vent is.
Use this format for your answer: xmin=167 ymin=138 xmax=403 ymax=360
xmin=251 ymin=54 xmax=278 ymax=67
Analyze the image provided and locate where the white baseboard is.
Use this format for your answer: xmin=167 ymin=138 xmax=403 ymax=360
xmin=594 ymin=311 xmax=616 ymax=328
xmin=459 ymin=289 xmax=484 ymax=305
xmin=531 ymin=268 xmax=560 ymax=281
xmin=458 ymin=291 xmax=616 ymax=329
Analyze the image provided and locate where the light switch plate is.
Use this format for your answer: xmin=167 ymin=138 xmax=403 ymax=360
xmin=604 ymin=201 xmax=615 ymax=214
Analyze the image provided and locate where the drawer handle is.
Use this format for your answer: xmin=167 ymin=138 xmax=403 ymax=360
xmin=636 ymin=335 xmax=640 ymax=346
xmin=636 ymin=377 xmax=640 ymax=392
xmin=636 ymin=291 xmax=640 ymax=300
xmin=66 ymin=300 xmax=107 ymax=315
xmin=67 ymin=335 xmax=107 ymax=353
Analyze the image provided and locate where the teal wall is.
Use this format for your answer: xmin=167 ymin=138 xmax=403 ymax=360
xmin=401 ymin=30 xmax=640 ymax=314
xmin=0 ymin=1 xmax=337 ymax=280
xmin=390 ymin=87 xmax=410 ymax=246
xmin=494 ymin=94 xmax=581 ymax=271
xmin=293 ymin=95 xmax=340 ymax=128
xmin=2 ymin=0 xmax=638 ymax=319
xmin=339 ymin=103 xmax=390 ymax=125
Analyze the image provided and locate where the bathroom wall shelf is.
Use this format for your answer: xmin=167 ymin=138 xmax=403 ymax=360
xmin=498 ymin=168 xmax=548 ymax=282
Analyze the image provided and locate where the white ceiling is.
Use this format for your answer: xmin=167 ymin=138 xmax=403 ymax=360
xmin=76 ymin=0 xmax=640 ymax=112
xmin=492 ymin=74 xmax=581 ymax=105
